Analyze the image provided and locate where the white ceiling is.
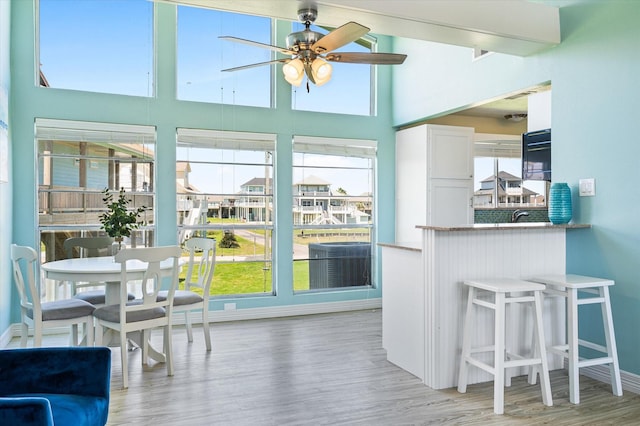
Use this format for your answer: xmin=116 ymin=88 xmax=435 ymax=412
xmin=158 ymin=0 xmax=560 ymax=118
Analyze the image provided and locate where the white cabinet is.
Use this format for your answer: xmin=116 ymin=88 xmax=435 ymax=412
xmin=395 ymin=124 xmax=474 ymax=242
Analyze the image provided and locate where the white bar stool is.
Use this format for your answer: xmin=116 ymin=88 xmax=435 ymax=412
xmin=457 ymin=278 xmax=553 ymax=415
xmin=529 ymin=274 xmax=622 ymax=404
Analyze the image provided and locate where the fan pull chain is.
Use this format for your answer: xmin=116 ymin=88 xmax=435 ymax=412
xmin=306 ymin=80 xmax=310 ymax=93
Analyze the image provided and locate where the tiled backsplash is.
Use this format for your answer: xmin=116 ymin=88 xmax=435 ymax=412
xmin=474 ymin=208 xmax=549 ymax=224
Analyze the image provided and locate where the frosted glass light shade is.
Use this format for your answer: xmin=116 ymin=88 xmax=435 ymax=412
xmin=283 ymin=58 xmax=304 ymax=86
xmin=311 ymin=58 xmax=332 ymax=86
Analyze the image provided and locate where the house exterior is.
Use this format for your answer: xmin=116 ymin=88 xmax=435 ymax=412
xmin=236 ymin=177 xmax=270 ymax=222
xmin=292 ymin=175 xmax=371 ymax=225
xmin=232 ymin=175 xmax=372 ymax=225
xmin=474 ymin=171 xmax=542 ymax=207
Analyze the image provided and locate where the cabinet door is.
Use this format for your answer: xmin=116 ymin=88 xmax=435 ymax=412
xmin=427 ymin=125 xmax=474 ymax=180
xmin=429 ymin=178 xmax=473 ymax=226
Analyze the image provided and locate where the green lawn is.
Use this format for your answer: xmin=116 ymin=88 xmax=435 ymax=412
xmin=181 ymin=227 xmax=369 ymax=296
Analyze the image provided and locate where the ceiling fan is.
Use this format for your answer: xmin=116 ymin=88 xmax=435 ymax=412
xmin=219 ymin=6 xmax=407 ymax=90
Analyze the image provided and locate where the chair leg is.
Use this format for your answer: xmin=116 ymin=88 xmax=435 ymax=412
xmin=95 ymin=323 xmax=104 ymax=346
xmin=165 ymin=324 xmax=174 ymax=377
xmin=533 ymin=290 xmax=553 ymax=407
xmin=457 ymin=286 xmax=476 ymax=394
xmin=601 ymin=287 xmax=623 ymax=396
xmin=70 ymin=324 xmax=79 ymax=346
xmin=142 ymin=330 xmax=150 ymax=365
xmin=85 ymin=316 xmax=94 ymax=347
xmin=185 ymin=311 xmax=194 ymax=343
xmin=120 ymin=329 xmax=129 ymax=389
xmin=34 ymin=323 xmax=43 ymax=348
xmin=203 ymin=309 xmax=211 ymax=352
xmin=493 ymin=293 xmax=506 ymax=415
xmin=567 ymin=288 xmax=580 ymax=404
xmin=20 ymin=322 xmax=28 ymax=348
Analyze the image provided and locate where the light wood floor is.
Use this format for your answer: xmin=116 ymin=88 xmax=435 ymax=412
xmin=9 ymin=310 xmax=640 ymax=425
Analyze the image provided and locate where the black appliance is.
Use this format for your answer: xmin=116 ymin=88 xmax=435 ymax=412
xmin=522 ymin=128 xmax=551 ymax=181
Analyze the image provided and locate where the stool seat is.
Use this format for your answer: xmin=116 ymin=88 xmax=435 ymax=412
xmin=458 ymin=277 xmax=552 ymax=415
xmin=531 ymin=274 xmax=614 ymax=289
xmin=529 ymin=274 xmax=622 ymax=404
xmin=465 ymin=278 xmax=546 ymax=293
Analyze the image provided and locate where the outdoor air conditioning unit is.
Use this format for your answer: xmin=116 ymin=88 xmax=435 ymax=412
xmin=308 ymin=242 xmax=371 ymax=289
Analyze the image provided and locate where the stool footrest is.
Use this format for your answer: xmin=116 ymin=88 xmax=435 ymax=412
xmin=579 ymin=356 xmax=615 ymax=368
xmin=464 ymin=356 xmax=494 ymax=375
xmin=577 ymin=296 xmax=605 ymax=305
xmin=549 ymin=339 xmax=609 ymax=357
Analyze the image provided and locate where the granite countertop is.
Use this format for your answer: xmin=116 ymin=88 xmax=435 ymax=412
xmin=379 ymin=222 xmax=590 ymax=251
xmin=416 ymin=222 xmax=590 ymax=231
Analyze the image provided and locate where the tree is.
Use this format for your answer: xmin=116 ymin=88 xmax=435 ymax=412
xmin=219 ymin=231 xmax=240 ymax=248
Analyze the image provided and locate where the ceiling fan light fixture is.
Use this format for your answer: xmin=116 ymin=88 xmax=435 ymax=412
xmin=504 ymin=113 xmax=528 ymax=122
xmin=283 ymin=58 xmax=304 ymax=86
xmin=311 ymin=58 xmax=332 ymax=86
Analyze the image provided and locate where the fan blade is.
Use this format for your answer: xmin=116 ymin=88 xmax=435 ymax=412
xmin=221 ymin=58 xmax=289 ymax=73
xmin=219 ymin=36 xmax=296 ymax=56
xmin=311 ymin=22 xmax=369 ymax=54
xmin=325 ymin=52 xmax=407 ymax=65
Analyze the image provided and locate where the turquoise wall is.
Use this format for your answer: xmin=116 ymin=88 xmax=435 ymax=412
xmin=8 ymin=1 xmax=396 ymax=323
xmin=392 ymin=2 xmax=640 ymax=375
xmin=0 ymin=0 xmax=12 ymax=337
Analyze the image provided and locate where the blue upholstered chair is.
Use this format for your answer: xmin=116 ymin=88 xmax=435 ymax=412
xmin=0 ymin=347 xmax=111 ymax=426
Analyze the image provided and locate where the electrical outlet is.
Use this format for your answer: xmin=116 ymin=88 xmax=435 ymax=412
xmin=579 ymin=178 xmax=595 ymax=196
xmin=223 ymin=303 xmax=236 ymax=311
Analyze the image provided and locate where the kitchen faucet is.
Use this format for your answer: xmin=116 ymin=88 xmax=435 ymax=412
xmin=511 ymin=209 xmax=530 ymax=223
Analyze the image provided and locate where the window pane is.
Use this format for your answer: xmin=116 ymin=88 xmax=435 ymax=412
xmin=474 ymin=157 xmax=546 ymax=208
xmin=37 ymin=120 xmax=156 ymax=269
xmin=291 ymin=23 xmax=372 ymax=116
xmin=292 ymin=144 xmax=374 ymax=292
xmin=38 ymin=0 xmax=154 ymax=96
xmin=176 ymin=129 xmax=274 ymax=297
xmin=177 ymin=7 xmax=271 ymax=107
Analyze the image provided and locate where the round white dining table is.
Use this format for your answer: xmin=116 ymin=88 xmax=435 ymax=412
xmin=41 ymin=256 xmax=178 ymax=305
xmin=41 ymin=255 xmax=180 ymax=361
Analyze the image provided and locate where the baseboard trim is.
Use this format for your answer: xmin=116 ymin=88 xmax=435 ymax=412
xmin=205 ymin=299 xmax=382 ymax=323
xmin=1 ymin=299 xmax=382 ymax=345
xmin=581 ymin=364 xmax=640 ymax=395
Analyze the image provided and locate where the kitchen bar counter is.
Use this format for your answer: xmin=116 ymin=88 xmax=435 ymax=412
xmin=381 ymin=222 xmax=590 ymax=390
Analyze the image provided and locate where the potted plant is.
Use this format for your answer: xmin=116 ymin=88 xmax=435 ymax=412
xmin=100 ymin=187 xmax=147 ymax=250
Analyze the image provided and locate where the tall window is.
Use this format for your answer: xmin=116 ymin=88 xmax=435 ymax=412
xmin=176 ymin=129 xmax=275 ymax=297
xmin=177 ymin=7 xmax=271 ymax=107
xmin=37 ymin=119 xmax=156 ymax=301
xmin=292 ymin=136 xmax=375 ymax=291
xmin=38 ymin=0 xmax=154 ymax=96
xmin=291 ymin=23 xmax=374 ymax=116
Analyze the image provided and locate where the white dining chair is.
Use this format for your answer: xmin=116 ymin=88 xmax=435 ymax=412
xmin=93 ymin=245 xmax=181 ymax=389
xmin=11 ymin=244 xmax=96 ymax=347
xmin=158 ymin=237 xmax=216 ymax=351
xmin=63 ymin=236 xmax=135 ymax=305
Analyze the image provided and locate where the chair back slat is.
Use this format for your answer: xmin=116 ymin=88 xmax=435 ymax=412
xmin=184 ymin=238 xmax=216 ymax=294
xmin=63 ymin=237 xmax=114 ymax=259
xmin=114 ymin=246 xmax=182 ymax=313
xmin=11 ymin=244 xmax=40 ymax=314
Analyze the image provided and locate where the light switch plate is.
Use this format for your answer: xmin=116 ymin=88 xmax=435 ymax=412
xmin=579 ymin=178 xmax=595 ymax=196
